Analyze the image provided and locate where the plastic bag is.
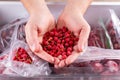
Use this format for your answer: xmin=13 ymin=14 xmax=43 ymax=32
xmin=88 ymin=9 xmax=120 ymax=49
xmin=99 ymin=19 xmax=113 ymax=49
xmin=5 ymin=40 xmax=51 ymax=77
xmin=0 ymin=18 xmax=51 ymax=77
xmin=0 ymin=49 xmax=9 ymax=74
xmin=88 ymin=24 xmax=112 ymax=49
xmin=88 ymin=26 xmax=106 ymax=48
xmin=105 ymin=9 xmax=120 ymax=49
xmin=0 ymin=18 xmax=27 ymax=54
xmin=52 ymin=47 xmax=120 ymax=75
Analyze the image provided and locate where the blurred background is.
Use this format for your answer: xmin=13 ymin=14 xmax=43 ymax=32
xmin=1 ymin=0 xmax=120 ymax=1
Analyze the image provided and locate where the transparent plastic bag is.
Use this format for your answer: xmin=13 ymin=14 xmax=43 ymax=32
xmin=0 ymin=18 xmax=27 ymax=54
xmin=88 ymin=24 xmax=112 ymax=49
xmin=99 ymin=19 xmax=113 ymax=49
xmin=0 ymin=50 xmax=9 ymax=74
xmin=3 ymin=68 xmax=17 ymax=76
xmin=105 ymin=9 xmax=120 ymax=49
xmin=6 ymin=40 xmax=51 ymax=77
xmin=53 ymin=47 xmax=120 ymax=75
xmin=71 ymin=47 xmax=120 ymax=74
xmin=0 ymin=18 xmax=51 ymax=77
xmin=88 ymin=26 xmax=106 ymax=48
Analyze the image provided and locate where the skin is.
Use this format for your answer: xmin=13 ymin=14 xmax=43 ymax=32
xmin=21 ymin=0 xmax=93 ymax=68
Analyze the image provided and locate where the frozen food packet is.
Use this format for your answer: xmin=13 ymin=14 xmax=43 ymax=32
xmin=52 ymin=47 xmax=120 ymax=75
xmin=88 ymin=26 xmax=107 ymax=48
xmin=71 ymin=47 xmax=120 ymax=74
xmin=99 ymin=18 xmax=113 ymax=49
xmin=109 ymin=9 xmax=120 ymax=42
xmin=105 ymin=9 xmax=120 ymax=49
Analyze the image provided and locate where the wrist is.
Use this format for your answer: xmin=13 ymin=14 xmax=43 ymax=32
xmin=30 ymin=5 xmax=49 ymax=16
xmin=21 ymin=0 xmax=48 ymax=15
xmin=29 ymin=2 xmax=48 ymax=15
xmin=66 ymin=0 xmax=93 ymax=15
xmin=64 ymin=3 xmax=84 ymax=16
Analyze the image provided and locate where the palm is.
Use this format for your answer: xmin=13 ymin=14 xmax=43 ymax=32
xmin=55 ymin=9 xmax=90 ymax=68
xmin=25 ymin=11 xmax=56 ymax=64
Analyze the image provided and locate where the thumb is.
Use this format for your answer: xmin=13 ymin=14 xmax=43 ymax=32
xmin=25 ymin=24 xmax=42 ymax=53
xmin=77 ymin=24 xmax=90 ymax=52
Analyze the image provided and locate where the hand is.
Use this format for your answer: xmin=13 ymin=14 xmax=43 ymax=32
xmin=55 ymin=4 xmax=91 ymax=68
xmin=25 ymin=7 xmax=56 ymax=63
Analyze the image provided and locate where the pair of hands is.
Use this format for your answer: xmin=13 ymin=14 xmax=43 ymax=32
xmin=25 ymin=4 xmax=90 ymax=68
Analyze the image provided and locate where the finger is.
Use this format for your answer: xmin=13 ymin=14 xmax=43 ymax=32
xmin=58 ymin=60 xmax=66 ymax=68
xmin=54 ymin=58 xmax=60 ymax=69
xmin=74 ymin=41 xmax=88 ymax=53
xmin=57 ymin=18 xmax=66 ymax=29
xmin=48 ymin=20 xmax=56 ymax=31
xmin=25 ymin=23 xmax=41 ymax=53
xmin=38 ymin=36 xmax=43 ymax=44
xmin=77 ymin=23 xmax=90 ymax=52
xmin=65 ymin=51 xmax=81 ymax=65
xmin=34 ymin=47 xmax=55 ymax=64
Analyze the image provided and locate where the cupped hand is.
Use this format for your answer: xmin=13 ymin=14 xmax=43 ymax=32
xmin=25 ymin=7 xmax=56 ymax=63
xmin=55 ymin=5 xmax=91 ymax=68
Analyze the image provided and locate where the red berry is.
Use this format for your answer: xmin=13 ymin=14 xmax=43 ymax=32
xmin=62 ymin=40 xmax=65 ymax=43
xmin=63 ymin=26 xmax=68 ymax=32
xmin=67 ymin=51 xmax=71 ymax=56
xmin=18 ymin=47 xmax=22 ymax=52
xmin=65 ymin=38 xmax=70 ymax=42
xmin=74 ymin=37 xmax=79 ymax=41
xmin=67 ymin=47 xmax=72 ymax=52
xmin=50 ymin=31 xmax=54 ymax=36
xmin=21 ymin=54 xmax=27 ymax=58
xmin=13 ymin=47 xmax=32 ymax=64
xmin=13 ymin=57 xmax=18 ymax=60
xmin=60 ymin=44 xmax=64 ymax=49
xmin=54 ymin=37 xmax=58 ymax=41
xmin=48 ymin=45 xmax=52 ymax=50
xmin=57 ymin=39 xmax=61 ymax=43
xmin=17 ymin=51 xmax=22 ymax=55
xmin=62 ymin=52 xmax=66 ymax=56
xmin=62 ymin=55 xmax=67 ymax=60
xmin=59 ymin=34 xmax=63 ymax=37
xmin=65 ymin=43 xmax=69 ymax=47
xmin=69 ymin=41 xmax=73 ymax=46
xmin=65 ymin=32 xmax=70 ymax=37
xmin=54 ymin=31 xmax=59 ymax=36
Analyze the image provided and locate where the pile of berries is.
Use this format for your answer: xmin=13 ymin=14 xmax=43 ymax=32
xmin=42 ymin=27 xmax=78 ymax=60
xmin=13 ymin=47 xmax=32 ymax=64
